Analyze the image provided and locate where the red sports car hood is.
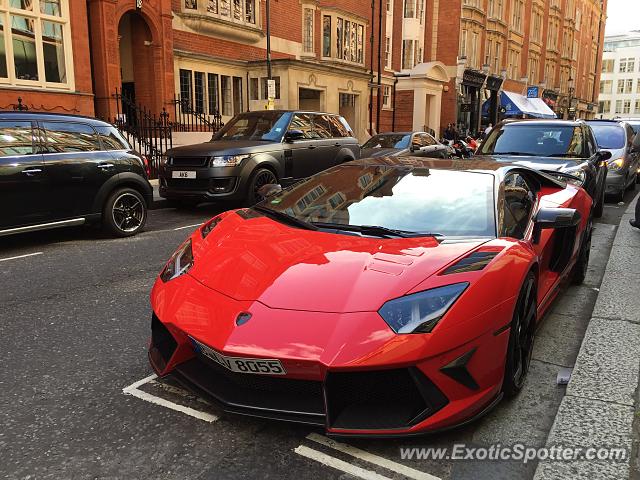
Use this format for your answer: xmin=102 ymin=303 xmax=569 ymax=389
xmin=188 ymin=212 xmax=488 ymax=313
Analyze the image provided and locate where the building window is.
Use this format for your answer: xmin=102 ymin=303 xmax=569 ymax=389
xmin=194 ymin=71 xmax=205 ymax=113
xmin=626 ymin=79 xmax=633 ymax=94
xmin=328 ymin=14 xmax=364 ymax=64
xmin=385 ymin=36 xmax=391 ymax=68
xmin=599 ymin=80 xmax=612 ymax=94
xmin=232 ymin=76 xmax=243 ymax=115
xmin=459 ymin=29 xmax=467 ymax=58
xmin=615 ymin=100 xmax=622 ymax=114
xmin=195 ymin=0 xmax=256 ymax=25
xmin=303 ymin=8 xmax=314 ymax=53
xmin=402 ymin=39 xmax=414 ymax=69
xmin=624 ymin=100 xmax=631 ymax=114
xmin=635 ymin=100 xmax=640 ymax=114
xmin=382 ymin=85 xmax=391 ymax=108
xmin=598 ymin=101 xmax=609 ymax=114
xmin=494 ymin=41 xmax=501 ymax=72
xmin=221 ymin=75 xmax=232 ymax=116
xmin=322 ymin=15 xmax=331 ymax=57
xmin=249 ymin=77 xmax=259 ymax=100
xmin=404 ymin=0 xmax=415 ymax=18
xmin=208 ymin=73 xmax=219 ymax=115
xmin=619 ymin=57 xmax=635 ymax=73
xmin=0 ymin=0 xmax=73 ymax=87
xmin=512 ymin=0 xmax=523 ymax=32
xmin=179 ymin=69 xmax=193 ymax=108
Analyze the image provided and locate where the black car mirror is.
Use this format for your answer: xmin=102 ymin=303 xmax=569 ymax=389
xmin=532 ymin=207 xmax=581 ymax=244
xmin=257 ymin=183 xmax=282 ymax=198
xmin=284 ymin=130 xmax=305 ymax=143
xmin=597 ymin=150 xmax=612 ymax=162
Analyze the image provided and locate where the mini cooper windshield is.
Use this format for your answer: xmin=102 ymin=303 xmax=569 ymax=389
xmin=258 ymin=164 xmax=496 ymax=238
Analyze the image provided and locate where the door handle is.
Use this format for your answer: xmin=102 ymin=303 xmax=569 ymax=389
xmin=334 ymin=143 xmax=341 ymax=147
xmin=21 ymin=168 xmax=42 ymax=176
xmin=97 ymin=163 xmax=115 ymax=169
xmin=307 ymin=145 xmax=316 ymax=150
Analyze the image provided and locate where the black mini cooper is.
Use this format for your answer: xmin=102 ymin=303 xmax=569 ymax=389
xmin=0 ymin=112 xmax=152 ymax=238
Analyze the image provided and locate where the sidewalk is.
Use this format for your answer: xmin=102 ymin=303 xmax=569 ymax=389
xmin=534 ymin=193 xmax=640 ymax=480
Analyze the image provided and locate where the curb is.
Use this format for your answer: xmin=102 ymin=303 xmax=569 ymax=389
xmin=534 ymin=192 xmax=640 ymax=480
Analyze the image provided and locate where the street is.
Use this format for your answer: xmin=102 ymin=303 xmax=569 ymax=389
xmin=0 ymin=187 xmax=636 ymax=480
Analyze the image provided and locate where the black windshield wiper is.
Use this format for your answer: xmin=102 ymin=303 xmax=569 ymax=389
xmin=546 ymin=153 xmax=582 ymax=158
xmin=313 ymin=222 xmax=442 ymax=239
xmin=492 ymin=151 xmax=539 ymax=156
xmin=253 ymin=205 xmax=318 ymax=231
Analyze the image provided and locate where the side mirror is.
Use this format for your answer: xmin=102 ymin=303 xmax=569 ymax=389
xmin=419 ymin=145 xmax=436 ymax=153
xmin=597 ymin=150 xmax=612 ymax=162
xmin=256 ymin=183 xmax=282 ymax=199
xmin=284 ymin=130 xmax=305 ymax=143
xmin=532 ymin=207 xmax=581 ymax=244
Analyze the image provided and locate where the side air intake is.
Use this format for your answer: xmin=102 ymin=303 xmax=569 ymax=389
xmin=442 ymin=251 xmax=500 ymax=275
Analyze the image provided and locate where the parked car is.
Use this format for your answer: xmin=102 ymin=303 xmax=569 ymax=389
xmin=0 ymin=112 xmax=152 ymax=238
xmin=613 ymin=117 xmax=640 ymax=135
xmin=478 ymin=119 xmax=610 ymax=217
xmin=586 ymin=119 xmax=640 ymax=201
xmin=159 ymin=110 xmax=360 ymax=206
xmin=149 ymin=157 xmax=593 ymax=435
xmin=360 ymin=132 xmax=450 ymax=158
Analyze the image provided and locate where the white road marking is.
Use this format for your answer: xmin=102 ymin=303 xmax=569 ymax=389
xmin=294 ymin=445 xmax=392 ymax=480
xmin=306 ymin=433 xmax=441 ymax=480
xmin=122 ymin=374 xmax=218 ymax=423
xmin=0 ymin=252 xmax=43 ymax=263
xmin=173 ymin=223 xmax=203 ymax=231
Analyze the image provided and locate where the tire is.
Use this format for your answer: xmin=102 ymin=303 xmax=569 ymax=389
xmin=571 ymin=219 xmax=592 ymax=285
xmin=636 ymin=171 xmax=640 ymax=184
xmin=593 ymin=185 xmax=605 ymax=218
xmin=246 ymin=168 xmax=278 ymax=205
xmin=502 ymin=271 xmax=537 ymax=397
xmin=102 ymin=187 xmax=147 ymax=237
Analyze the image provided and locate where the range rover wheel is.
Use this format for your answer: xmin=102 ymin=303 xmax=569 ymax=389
xmin=103 ymin=187 xmax=147 ymax=237
xmin=246 ymin=168 xmax=278 ymax=205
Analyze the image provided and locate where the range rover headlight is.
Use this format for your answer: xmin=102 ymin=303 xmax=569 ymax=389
xmin=378 ymin=283 xmax=469 ymax=334
xmin=160 ymin=239 xmax=194 ymax=282
xmin=211 ymin=154 xmax=250 ymax=167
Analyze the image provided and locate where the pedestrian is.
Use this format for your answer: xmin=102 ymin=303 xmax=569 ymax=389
xmin=444 ymin=123 xmax=456 ymax=141
xmin=484 ymin=123 xmax=493 ymax=137
xmin=631 ymin=195 xmax=640 ymax=229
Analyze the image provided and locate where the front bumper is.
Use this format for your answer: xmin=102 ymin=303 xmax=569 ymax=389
xmin=148 ymin=275 xmax=511 ymax=436
xmin=158 ymin=164 xmax=249 ymax=202
xmin=605 ymin=169 xmax=627 ymax=194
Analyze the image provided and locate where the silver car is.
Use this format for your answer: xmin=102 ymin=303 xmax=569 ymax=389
xmin=587 ymin=120 xmax=640 ymax=202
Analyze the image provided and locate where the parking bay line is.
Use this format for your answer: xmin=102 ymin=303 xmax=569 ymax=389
xmin=294 ymin=445 xmax=392 ymax=480
xmin=0 ymin=252 xmax=43 ymax=263
xmin=296 ymin=433 xmax=441 ymax=480
xmin=173 ymin=223 xmax=203 ymax=231
xmin=122 ymin=374 xmax=218 ymax=423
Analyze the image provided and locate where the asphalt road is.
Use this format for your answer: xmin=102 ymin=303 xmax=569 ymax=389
xmin=0 ymin=186 xmax=637 ymax=480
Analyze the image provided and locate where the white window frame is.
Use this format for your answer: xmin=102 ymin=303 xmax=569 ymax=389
xmin=0 ymin=0 xmax=75 ymax=90
xmin=302 ymin=6 xmax=315 ymax=54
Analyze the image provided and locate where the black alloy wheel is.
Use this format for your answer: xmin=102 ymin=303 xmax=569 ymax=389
xmin=103 ymin=187 xmax=147 ymax=237
xmin=502 ymin=271 xmax=537 ymax=397
xmin=247 ymin=168 xmax=278 ymax=205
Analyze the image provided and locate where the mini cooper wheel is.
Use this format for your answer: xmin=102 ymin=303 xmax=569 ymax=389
xmin=246 ymin=168 xmax=278 ymax=205
xmin=103 ymin=187 xmax=147 ymax=237
xmin=572 ymin=220 xmax=592 ymax=285
xmin=502 ymin=271 xmax=537 ymax=397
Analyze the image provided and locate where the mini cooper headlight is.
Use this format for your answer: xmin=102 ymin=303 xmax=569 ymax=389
xmin=211 ymin=154 xmax=250 ymax=167
xmin=160 ymin=239 xmax=194 ymax=282
xmin=378 ymin=283 xmax=469 ymax=334
xmin=608 ymin=158 xmax=625 ymax=170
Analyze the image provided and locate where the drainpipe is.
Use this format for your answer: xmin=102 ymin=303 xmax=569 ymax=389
xmin=266 ymin=0 xmax=272 ymax=80
xmin=592 ymin=7 xmax=604 ymax=118
xmin=368 ymin=0 xmax=375 ymax=134
xmin=375 ymin=0 xmax=383 ymax=130
xmin=86 ymin=0 xmax=98 ymax=117
xmin=392 ymin=72 xmax=410 ymax=131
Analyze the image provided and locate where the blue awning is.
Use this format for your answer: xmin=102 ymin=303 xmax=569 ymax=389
xmin=482 ymin=91 xmax=557 ymax=119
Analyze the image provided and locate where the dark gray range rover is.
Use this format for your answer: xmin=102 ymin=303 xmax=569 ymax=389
xmin=159 ymin=110 xmax=360 ymax=205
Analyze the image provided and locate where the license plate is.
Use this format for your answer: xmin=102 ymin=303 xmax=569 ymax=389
xmin=172 ymin=170 xmax=197 ymax=179
xmin=189 ymin=337 xmax=286 ymax=375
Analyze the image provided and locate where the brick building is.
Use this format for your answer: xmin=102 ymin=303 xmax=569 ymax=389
xmin=0 ymin=0 xmax=607 ymax=142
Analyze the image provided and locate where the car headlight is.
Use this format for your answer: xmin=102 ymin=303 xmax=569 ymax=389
xmin=211 ymin=154 xmax=250 ymax=167
xmin=608 ymin=158 xmax=624 ymax=170
xmin=559 ymin=165 xmax=587 ymax=186
xmin=201 ymin=216 xmax=222 ymax=238
xmin=160 ymin=239 xmax=194 ymax=282
xmin=378 ymin=283 xmax=469 ymax=334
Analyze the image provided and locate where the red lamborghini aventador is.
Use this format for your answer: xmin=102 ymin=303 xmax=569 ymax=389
xmin=148 ymin=157 xmax=593 ymax=436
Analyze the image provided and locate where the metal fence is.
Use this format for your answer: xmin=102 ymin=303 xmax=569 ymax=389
xmin=171 ymin=96 xmax=223 ymax=133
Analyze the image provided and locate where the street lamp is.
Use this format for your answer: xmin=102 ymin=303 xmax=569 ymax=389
xmin=568 ymin=76 xmax=575 ymax=120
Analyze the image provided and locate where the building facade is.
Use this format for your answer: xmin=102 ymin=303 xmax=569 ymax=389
xmin=432 ymin=0 xmax=607 ymax=135
xmin=0 ymin=0 xmax=607 ymax=142
xmin=597 ymin=31 xmax=640 ymax=119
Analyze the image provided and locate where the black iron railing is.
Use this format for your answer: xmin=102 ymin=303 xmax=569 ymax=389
xmin=111 ymin=89 xmax=173 ymax=179
xmin=172 ymin=96 xmax=223 ymax=133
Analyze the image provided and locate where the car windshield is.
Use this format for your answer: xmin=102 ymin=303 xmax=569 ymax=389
xmin=588 ymin=124 xmax=625 ymax=149
xmin=362 ymin=134 xmax=411 ymax=150
xmin=258 ymin=164 xmax=496 ymax=238
xmin=212 ymin=112 xmax=290 ymax=142
xmin=480 ymin=124 xmax=587 ymax=158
